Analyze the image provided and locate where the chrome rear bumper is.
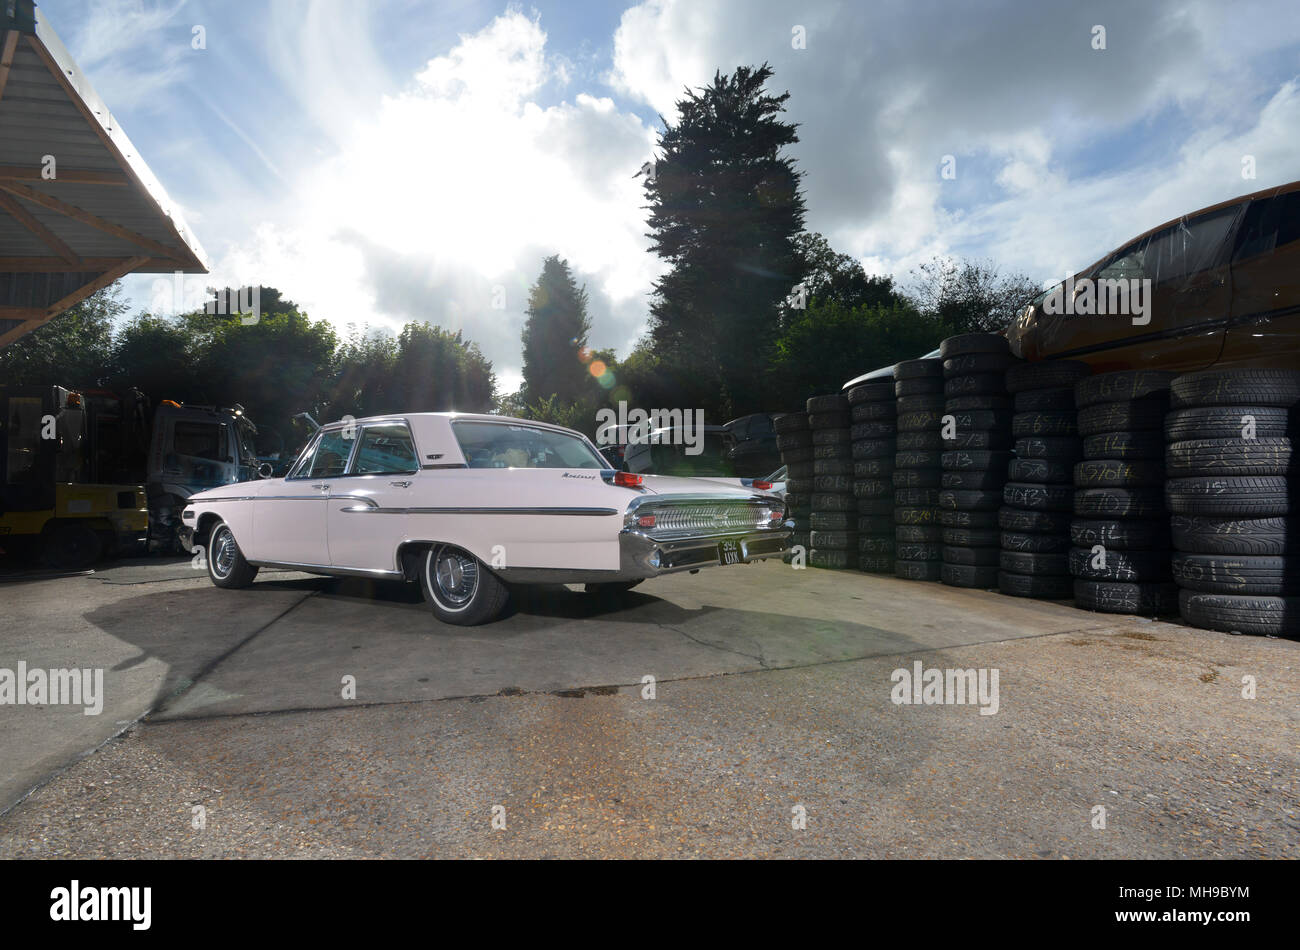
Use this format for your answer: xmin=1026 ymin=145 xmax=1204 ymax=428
xmin=619 ymin=526 xmax=792 ymax=577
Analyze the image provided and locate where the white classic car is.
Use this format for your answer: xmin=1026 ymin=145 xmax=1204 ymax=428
xmin=180 ymin=413 xmax=791 ymax=625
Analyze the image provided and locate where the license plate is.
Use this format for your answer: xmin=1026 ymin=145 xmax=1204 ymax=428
xmin=718 ymin=538 xmax=744 ymax=565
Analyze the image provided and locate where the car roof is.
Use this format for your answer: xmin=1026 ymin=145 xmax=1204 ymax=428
xmin=319 ymin=411 xmax=579 ymax=435
xmin=1074 ymin=178 xmax=1300 ymax=276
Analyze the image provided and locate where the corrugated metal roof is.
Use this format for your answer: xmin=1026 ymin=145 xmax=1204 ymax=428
xmin=0 ymin=0 xmax=208 ymax=347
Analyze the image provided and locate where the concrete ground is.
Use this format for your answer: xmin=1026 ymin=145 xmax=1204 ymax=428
xmin=0 ymin=556 xmax=1296 ymax=858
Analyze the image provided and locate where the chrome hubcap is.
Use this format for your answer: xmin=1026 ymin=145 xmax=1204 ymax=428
xmin=431 ymin=546 xmax=478 ymax=607
xmin=212 ymin=528 xmax=237 ymax=577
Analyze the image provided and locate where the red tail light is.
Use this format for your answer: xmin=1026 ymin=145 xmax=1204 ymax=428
xmin=636 ymin=514 xmax=656 ymax=528
xmin=614 ymin=471 xmax=643 ymax=488
xmin=751 ymin=480 xmax=772 ymax=490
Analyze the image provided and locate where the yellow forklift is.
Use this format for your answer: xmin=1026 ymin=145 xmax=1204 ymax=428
xmin=0 ymin=385 xmax=148 ymax=569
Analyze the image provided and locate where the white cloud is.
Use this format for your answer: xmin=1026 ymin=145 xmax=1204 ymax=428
xmin=609 ymin=0 xmax=1300 ymax=287
xmin=108 ymin=0 xmax=1300 ymax=392
xmin=62 ymin=0 xmax=191 ymax=112
xmin=204 ymin=10 xmax=662 ymax=386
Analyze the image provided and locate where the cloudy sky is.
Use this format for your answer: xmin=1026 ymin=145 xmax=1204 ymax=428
xmin=37 ymin=0 xmax=1300 ymax=393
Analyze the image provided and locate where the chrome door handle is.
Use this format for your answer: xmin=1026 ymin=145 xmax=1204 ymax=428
xmin=389 ymin=480 xmax=412 ymax=488
xmin=311 ymin=483 xmax=329 ymax=490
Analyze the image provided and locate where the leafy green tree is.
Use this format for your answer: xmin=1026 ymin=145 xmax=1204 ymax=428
xmin=327 ymin=329 xmax=398 ymax=420
xmin=788 ymin=232 xmax=900 ymax=314
xmin=520 ymin=256 xmax=592 ymax=406
xmin=0 ymin=286 xmax=123 ymax=387
xmin=194 ymin=307 xmax=339 ymax=443
xmin=907 ymin=257 xmax=1040 ymax=335
xmin=768 ymin=299 xmax=945 ymax=409
xmin=387 ymin=323 xmax=496 ymax=414
xmin=645 ymin=63 xmax=806 ymax=419
xmin=109 ymin=314 xmax=202 ymax=403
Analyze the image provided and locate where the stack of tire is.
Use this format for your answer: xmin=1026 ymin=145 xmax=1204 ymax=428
xmin=1165 ymin=368 xmax=1299 ymax=637
xmin=846 ymin=377 xmax=898 ymax=574
xmin=893 ymin=358 xmax=946 ymax=581
xmin=1068 ymin=370 xmax=1178 ymax=615
xmin=773 ymin=410 xmax=814 ymax=558
xmin=805 ymin=393 xmax=857 ymax=570
xmin=936 ymin=333 xmax=1019 ymax=589
xmin=997 ymin=360 xmax=1091 ymax=600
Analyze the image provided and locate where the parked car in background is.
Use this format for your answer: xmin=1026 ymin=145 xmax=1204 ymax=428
xmin=621 ymin=424 xmax=736 ymax=478
xmin=621 ymin=425 xmax=780 ymax=492
xmin=181 ymin=413 xmax=790 ymax=625
xmin=1009 ymin=180 xmax=1300 ymax=373
xmin=723 ymin=413 xmax=781 ymax=477
xmin=842 ymin=348 xmax=941 ymax=390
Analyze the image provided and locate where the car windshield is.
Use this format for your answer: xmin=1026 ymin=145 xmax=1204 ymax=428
xmin=453 ymin=420 xmax=606 ymax=469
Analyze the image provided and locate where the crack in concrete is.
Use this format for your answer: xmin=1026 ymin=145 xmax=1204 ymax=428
xmin=653 ymin=619 xmax=772 ymax=669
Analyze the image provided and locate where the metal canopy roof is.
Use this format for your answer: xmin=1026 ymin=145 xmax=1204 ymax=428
xmin=0 ymin=0 xmax=207 ymax=348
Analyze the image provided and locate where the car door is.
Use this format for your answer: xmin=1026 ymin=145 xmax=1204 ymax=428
xmin=325 ymin=421 xmax=421 ymax=572
xmin=252 ymin=428 xmax=349 ymax=566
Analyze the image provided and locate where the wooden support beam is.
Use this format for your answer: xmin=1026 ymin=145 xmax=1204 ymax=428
xmin=0 ymin=180 xmax=180 ymax=260
xmin=0 ymin=31 xmax=19 ymax=103
xmin=0 ymin=256 xmax=147 ymax=348
xmin=0 ymin=255 xmax=175 ymax=272
xmin=0 ymin=165 xmax=129 ymax=186
xmin=0 ymin=306 xmax=46 ymax=322
xmin=0 ymin=190 xmax=81 ymax=264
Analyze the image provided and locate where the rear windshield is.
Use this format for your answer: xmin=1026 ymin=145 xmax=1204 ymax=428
xmin=453 ymin=421 xmax=606 ymax=469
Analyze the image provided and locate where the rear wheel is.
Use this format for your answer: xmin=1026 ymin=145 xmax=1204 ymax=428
xmin=207 ymin=521 xmax=259 ymax=588
xmin=419 ymin=544 xmax=509 ymax=625
xmin=39 ymin=522 xmax=101 ymax=570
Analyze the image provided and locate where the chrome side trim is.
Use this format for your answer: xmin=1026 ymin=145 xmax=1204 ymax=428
xmin=246 ymin=559 xmax=404 ymax=579
xmin=495 ymin=566 xmax=624 ymax=583
xmin=340 ymin=506 xmax=619 ymax=516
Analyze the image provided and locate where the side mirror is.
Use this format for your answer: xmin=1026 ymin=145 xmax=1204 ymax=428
xmin=257 ymin=462 xmax=274 ymax=479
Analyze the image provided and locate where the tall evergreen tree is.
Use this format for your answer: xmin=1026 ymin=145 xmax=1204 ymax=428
xmin=519 ymin=255 xmax=591 ymax=405
xmin=645 ymin=63 xmax=806 ymax=418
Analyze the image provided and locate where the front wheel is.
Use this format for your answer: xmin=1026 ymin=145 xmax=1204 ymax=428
xmin=207 ymin=521 xmax=259 ymax=588
xmin=418 ymin=544 xmax=510 ymax=626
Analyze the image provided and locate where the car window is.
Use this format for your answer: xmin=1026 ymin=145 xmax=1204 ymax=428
xmin=1097 ymin=235 xmax=1153 ymax=283
xmin=646 ymin=433 xmax=736 ymax=477
xmin=308 ymin=430 xmax=353 ymax=478
xmin=452 ymin=421 xmax=606 ymax=469
xmin=285 ymin=433 xmax=319 ymax=479
xmin=1149 ymin=206 xmax=1240 ymax=286
xmin=350 ymin=423 xmax=418 ymax=475
xmin=174 ymin=421 xmax=226 ymax=461
xmin=1233 ymin=192 xmax=1300 ymax=261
